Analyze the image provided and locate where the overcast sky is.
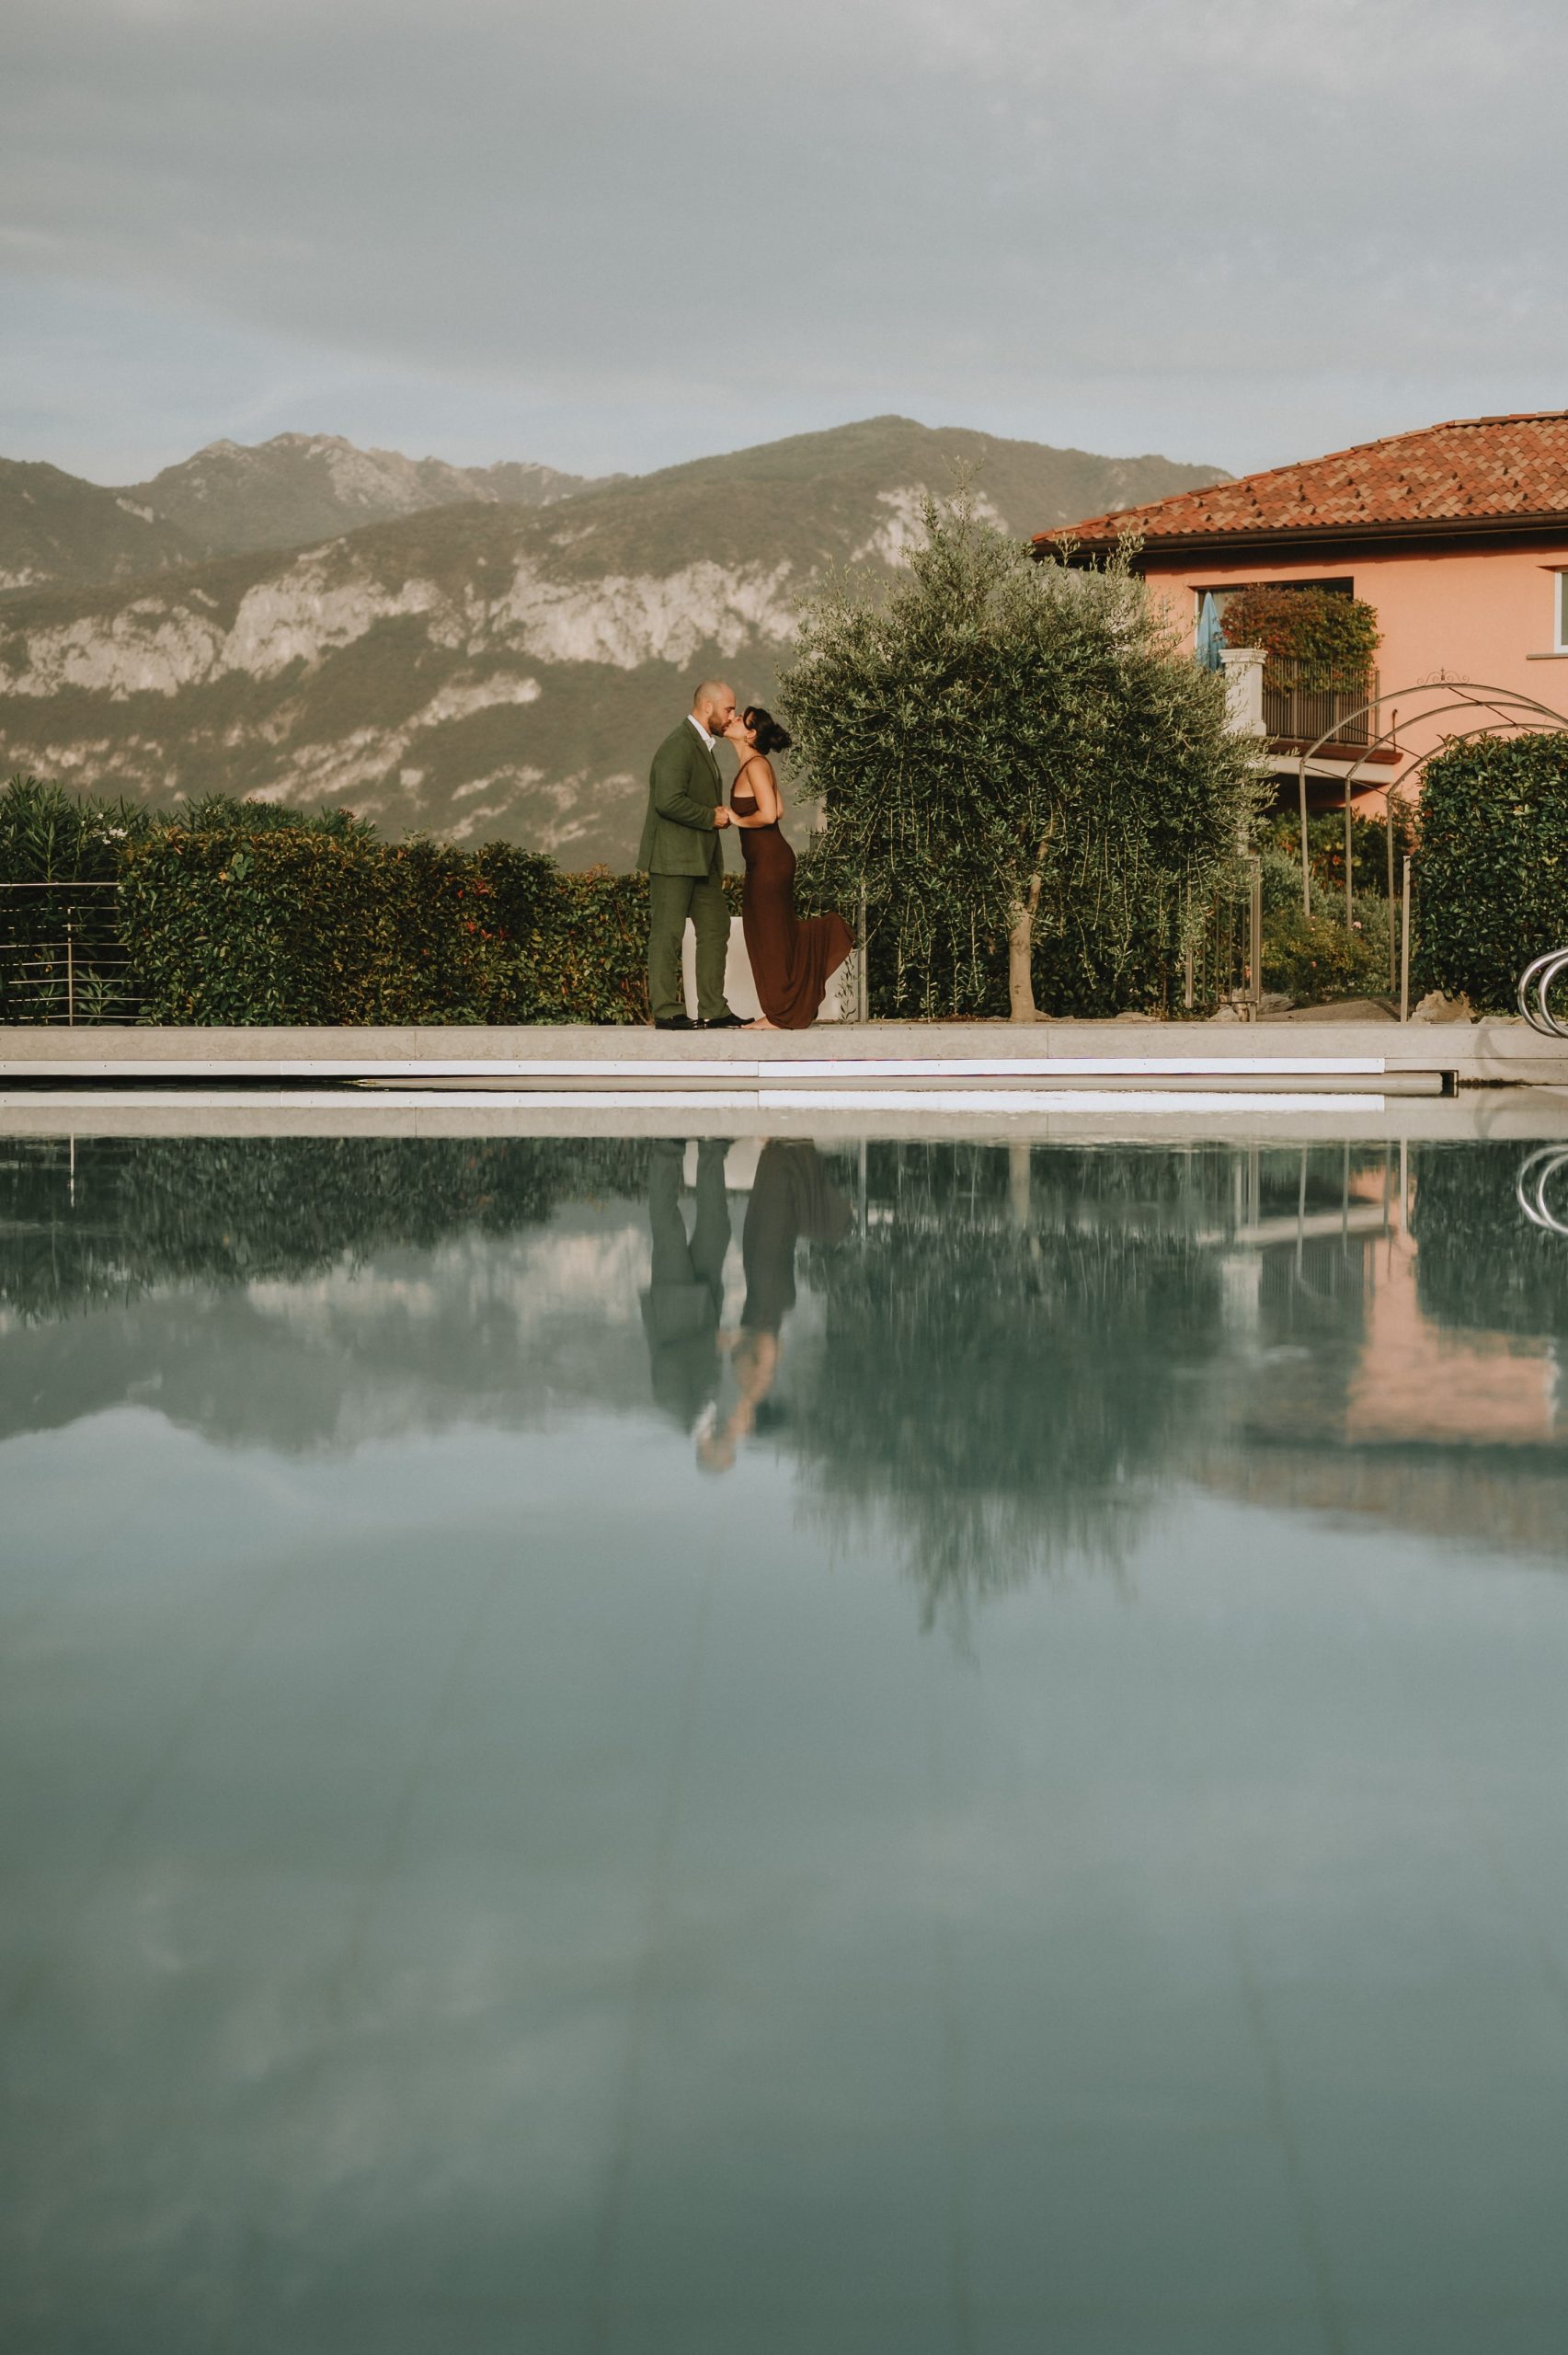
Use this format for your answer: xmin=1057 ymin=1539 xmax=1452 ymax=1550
xmin=3 ymin=0 xmax=1565 ymax=486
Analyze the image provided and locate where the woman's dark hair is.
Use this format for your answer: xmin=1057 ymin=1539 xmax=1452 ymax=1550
xmin=744 ymin=705 xmax=792 ymax=757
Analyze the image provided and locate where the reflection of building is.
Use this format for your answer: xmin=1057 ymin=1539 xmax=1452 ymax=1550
xmin=1203 ymin=1155 xmax=1568 ymax=1557
xmin=1346 ymin=1225 xmax=1557 ymax=1447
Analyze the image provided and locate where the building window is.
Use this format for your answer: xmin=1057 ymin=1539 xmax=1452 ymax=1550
xmin=1557 ymin=571 xmax=1568 ymax=653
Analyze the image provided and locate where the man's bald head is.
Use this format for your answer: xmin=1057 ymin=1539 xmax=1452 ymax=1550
xmin=692 ymin=680 xmax=737 ymax=734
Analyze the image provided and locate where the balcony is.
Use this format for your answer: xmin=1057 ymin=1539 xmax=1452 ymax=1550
xmin=1263 ymin=654 xmax=1377 ymax=752
xmin=1224 ymin=649 xmax=1400 ymax=768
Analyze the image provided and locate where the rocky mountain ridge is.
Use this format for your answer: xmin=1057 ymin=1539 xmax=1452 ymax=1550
xmin=120 ymin=433 xmax=612 ymax=562
xmin=0 ymin=416 xmax=1228 ymax=867
xmin=0 ymin=459 xmax=204 ymax=597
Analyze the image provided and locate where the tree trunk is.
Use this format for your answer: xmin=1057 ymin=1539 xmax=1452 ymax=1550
xmin=1008 ymin=904 xmax=1036 ymax=1021
xmin=1008 ymin=852 xmax=1047 ymax=1021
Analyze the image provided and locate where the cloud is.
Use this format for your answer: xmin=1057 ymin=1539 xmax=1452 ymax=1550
xmin=2 ymin=0 xmax=1566 ymax=477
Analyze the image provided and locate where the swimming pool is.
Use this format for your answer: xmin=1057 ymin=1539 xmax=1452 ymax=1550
xmin=3 ymin=1131 xmax=1567 ymax=2352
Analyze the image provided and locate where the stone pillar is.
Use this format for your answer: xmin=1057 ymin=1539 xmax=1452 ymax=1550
xmin=1221 ymin=645 xmax=1267 ymax=739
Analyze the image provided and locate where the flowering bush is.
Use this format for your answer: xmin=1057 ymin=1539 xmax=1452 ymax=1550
xmin=1219 ymin=584 xmax=1379 ymax=687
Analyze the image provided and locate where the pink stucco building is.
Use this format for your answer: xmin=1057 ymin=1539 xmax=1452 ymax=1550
xmin=1040 ymin=411 xmax=1568 ymax=810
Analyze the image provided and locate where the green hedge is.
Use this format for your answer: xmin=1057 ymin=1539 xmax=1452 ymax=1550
xmin=105 ymin=800 xmax=747 ymax=1026
xmin=0 ymin=769 xmax=750 ymax=1026
xmin=118 ymin=826 xmax=698 ymax=1026
xmin=1414 ymin=735 xmax=1568 ymax=1011
xmin=121 ymin=830 xmax=506 ymax=1023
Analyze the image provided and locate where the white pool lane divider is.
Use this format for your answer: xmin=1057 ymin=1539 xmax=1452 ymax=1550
xmin=0 ymin=1051 xmax=1445 ymax=1114
xmin=353 ymin=1051 xmax=1430 ymax=1111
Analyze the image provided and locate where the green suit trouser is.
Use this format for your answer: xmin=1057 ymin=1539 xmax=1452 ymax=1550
xmin=647 ymin=867 xmax=732 ymax=1024
xmin=640 ymin=1138 xmax=731 ymax=1428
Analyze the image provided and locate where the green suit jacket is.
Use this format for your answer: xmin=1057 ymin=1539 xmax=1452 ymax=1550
xmin=637 ymin=719 xmax=728 ymax=878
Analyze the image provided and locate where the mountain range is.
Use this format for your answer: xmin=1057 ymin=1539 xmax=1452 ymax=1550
xmin=0 ymin=419 xmax=1226 ymax=868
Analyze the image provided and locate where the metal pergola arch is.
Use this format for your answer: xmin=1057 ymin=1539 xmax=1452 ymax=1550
xmin=1280 ymin=678 xmax=1562 ymax=932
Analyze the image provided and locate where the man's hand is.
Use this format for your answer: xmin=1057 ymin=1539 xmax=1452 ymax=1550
xmin=713 ymin=805 xmax=731 ymax=828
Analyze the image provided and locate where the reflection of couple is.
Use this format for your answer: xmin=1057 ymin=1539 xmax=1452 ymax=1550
xmin=639 ymin=1138 xmax=853 ymax=1471
xmin=638 ymin=681 xmax=854 ymax=1031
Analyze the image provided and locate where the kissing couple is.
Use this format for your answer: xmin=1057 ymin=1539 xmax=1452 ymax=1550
xmin=637 ymin=680 xmax=854 ymax=1030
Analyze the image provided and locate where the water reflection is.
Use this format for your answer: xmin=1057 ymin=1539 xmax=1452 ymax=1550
xmin=1516 ymin=1144 xmax=1568 ymax=1238
xmin=794 ymin=1143 xmax=1230 ymax=1619
xmin=642 ymin=1139 xmax=729 ymax=1437
xmin=2 ymin=1132 xmax=1565 ymax=1592
xmin=7 ymin=1128 xmax=1568 ymax=2349
xmin=700 ymin=1143 xmax=854 ymax=1476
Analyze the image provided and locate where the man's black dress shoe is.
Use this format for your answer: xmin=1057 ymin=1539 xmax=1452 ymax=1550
xmin=702 ymin=1012 xmax=745 ymax=1029
xmin=654 ymin=1014 xmax=696 ymax=1030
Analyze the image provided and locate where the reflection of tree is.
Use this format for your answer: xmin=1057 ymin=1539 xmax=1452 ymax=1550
xmin=789 ymin=1143 xmax=1230 ymax=1626
xmin=0 ymin=1137 xmax=651 ymax=1324
xmin=1413 ymin=1143 xmax=1568 ymax=1338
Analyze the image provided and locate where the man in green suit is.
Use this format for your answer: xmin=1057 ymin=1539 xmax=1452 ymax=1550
xmin=638 ymin=680 xmax=743 ymax=1029
xmin=640 ymin=1136 xmax=731 ymax=1429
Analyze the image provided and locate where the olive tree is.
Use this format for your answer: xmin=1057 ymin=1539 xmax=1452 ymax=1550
xmin=780 ymin=498 xmax=1262 ymax=1019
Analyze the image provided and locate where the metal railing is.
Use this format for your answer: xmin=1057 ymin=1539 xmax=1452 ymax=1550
xmin=1263 ymin=658 xmax=1377 ymax=749
xmin=1518 ymin=947 xmax=1568 ymax=1040
xmin=0 ymin=881 xmax=139 ymax=1025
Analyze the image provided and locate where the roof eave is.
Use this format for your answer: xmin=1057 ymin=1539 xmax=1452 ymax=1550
xmin=1036 ymin=511 xmax=1568 ymax=564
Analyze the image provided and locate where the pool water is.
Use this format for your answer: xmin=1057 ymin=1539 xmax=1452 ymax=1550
xmin=3 ymin=1132 xmax=1568 ymax=2354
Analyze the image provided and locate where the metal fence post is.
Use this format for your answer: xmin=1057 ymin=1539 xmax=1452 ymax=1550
xmin=1248 ymin=854 xmax=1264 ymax=1016
xmin=1298 ymin=757 xmax=1311 ymax=920
xmin=856 ymin=886 xmax=868 ymax=1024
xmin=1399 ymin=855 xmax=1412 ymax=1023
xmin=65 ymin=920 xmax=75 ymax=1028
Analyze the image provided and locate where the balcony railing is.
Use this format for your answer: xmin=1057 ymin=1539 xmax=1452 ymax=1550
xmin=1262 ymin=657 xmax=1377 ymax=751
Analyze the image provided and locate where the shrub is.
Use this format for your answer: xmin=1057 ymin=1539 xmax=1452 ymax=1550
xmin=1257 ymin=808 xmax=1414 ymax=905
xmin=119 ymin=826 xmax=522 ymax=1025
xmin=167 ymin=793 xmax=375 ymax=841
xmin=9 ymin=777 xmax=737 ymax=1029
xmin=1413 ymin=733 xmax=1568 ymax=1010
xmin=1220 ymin=584 xmax=1380 ymax=685
xmin=512 ymin=865 xmax=654 ymax=1026
xmin=0 ymin=773 xmax=150 ymax=882
xmin=1264 ymin=898 xmax=1391 ymax=1004
xmin=115 ymin=822 xmax=742 ymax=1027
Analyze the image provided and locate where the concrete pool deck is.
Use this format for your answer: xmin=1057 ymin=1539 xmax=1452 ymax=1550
xmin=3 ymin=1014 xmax=1566 ymax=1094
xmin=5 ymin=1018 xmax=1568 ymax=1143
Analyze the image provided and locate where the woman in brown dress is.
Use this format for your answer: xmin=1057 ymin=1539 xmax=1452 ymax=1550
xmin=723 ymin=706 xmax=853 ymax=1030
xmin=695 ymin=1142 xmax=854 ymax=1472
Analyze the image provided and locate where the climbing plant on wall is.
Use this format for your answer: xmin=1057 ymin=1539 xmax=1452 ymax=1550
xmin=1219 ymin=583 xmax=1380 ymax=687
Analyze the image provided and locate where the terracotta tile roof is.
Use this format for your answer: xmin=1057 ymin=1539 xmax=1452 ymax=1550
xmin=1041 ymin=411 xmax=1568 ymax=554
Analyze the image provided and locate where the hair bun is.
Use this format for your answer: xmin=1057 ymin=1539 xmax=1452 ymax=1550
xmin=744 ymin=705 xmax=792 ymax=757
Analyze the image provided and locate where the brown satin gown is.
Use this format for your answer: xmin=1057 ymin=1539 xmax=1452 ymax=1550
xmin=733 ymin=768 xmax=853 ymax=1028
xmin=740 ymin=1141 xmax=856 ymax=1336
